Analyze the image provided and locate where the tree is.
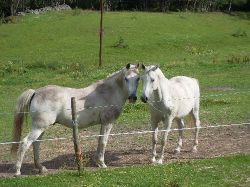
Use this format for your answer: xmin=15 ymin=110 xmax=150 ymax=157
xmin=10 ymin=0 xmax=22 ymax=16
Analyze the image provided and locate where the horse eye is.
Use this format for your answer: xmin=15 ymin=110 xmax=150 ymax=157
xmin=151 ymin=78 xmax=155 ymax=82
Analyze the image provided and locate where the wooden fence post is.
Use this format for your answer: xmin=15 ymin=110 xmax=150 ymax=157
xmin=71 ymin=97 xmax=82 ymax=173
xmin=99 ymin=0 xmax=104 ymax=67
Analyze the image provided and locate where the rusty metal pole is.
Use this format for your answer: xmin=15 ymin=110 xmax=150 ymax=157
xmin=71 ymin=97 xmax=82 ymax=173
xmin=99 ymin=0 xmax=104 ymax=67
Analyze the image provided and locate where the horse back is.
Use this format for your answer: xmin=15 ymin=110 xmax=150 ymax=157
xmin=30 ymin=85 xmax=78 ymax=117
xmin=169 ymin=76 xmax=200 ymax=102
xmin=170 ymin=76 xmax=199 ymax=92
xmin=31 ymin=83 xmax=124 ymax=127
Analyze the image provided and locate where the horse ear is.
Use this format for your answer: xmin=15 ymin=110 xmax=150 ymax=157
xmin=136 ymin=63 xmax=139 ymax=68
xmin=126 ymin=63 xmax=131 ymax=69
xmin=142 ymin=64 xmax=146 ymax=70
xmin=152 ymin=66 xmax=158 ymax=71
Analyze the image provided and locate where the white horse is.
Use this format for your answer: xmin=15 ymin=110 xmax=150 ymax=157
xmin=11 ymin=63 xmax=140 ymax=176
xmin=140 ymin=65 xmax=200 ymax=164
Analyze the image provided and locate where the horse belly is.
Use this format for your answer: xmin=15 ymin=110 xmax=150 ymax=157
xmin=175 ymin=99 xmax=194 ymax=118
xmin=77 ymin=110 xmax=100 ymax=128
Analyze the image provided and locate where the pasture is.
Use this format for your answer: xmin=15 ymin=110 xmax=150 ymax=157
xmin=0 ymin=10 xmax=249 ymax=185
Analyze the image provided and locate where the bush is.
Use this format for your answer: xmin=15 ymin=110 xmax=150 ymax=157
xmin=232 ymin=28 xmax=247 ymax=37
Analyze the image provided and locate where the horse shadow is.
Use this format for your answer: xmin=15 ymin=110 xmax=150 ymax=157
xmin=1 ymin=148 xmax=202 ymax=177
xmin=0 ymin=149 xmax=148 ymax=177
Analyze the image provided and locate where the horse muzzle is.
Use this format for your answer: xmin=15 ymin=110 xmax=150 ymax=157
xmin=128 ymin=95 xmax=137 ymax=103
xmin=140 ymin=95 xmax=148 ymax=103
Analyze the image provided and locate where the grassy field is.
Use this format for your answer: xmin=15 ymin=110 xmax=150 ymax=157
xmin=0 ymin=10 xmax=249 ymax=141
xmin=0 ymin=10 xmax=249 ymax=185
xmin=0 ymin=154 xmax=249 ymax=186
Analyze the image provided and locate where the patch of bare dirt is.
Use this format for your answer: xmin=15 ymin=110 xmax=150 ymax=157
xmin=0 ymin=125 xmax=249 ymax=178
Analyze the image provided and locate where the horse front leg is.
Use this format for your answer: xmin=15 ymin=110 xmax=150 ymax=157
xmin=157 ymin=116 xmax=173 ymax=164
xmin=151 ymin=119 xmax=159 ymax=164
xmin=32 ymin=132 xmax=47 ymax=174
xmin=96 ymin=123 xmax=113 ymax=168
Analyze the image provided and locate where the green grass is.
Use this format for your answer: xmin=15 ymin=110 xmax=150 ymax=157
xmin=0 ymin=154 xmax=249 ymax=186
xmin=0 ymin=9 xmax=250 ymax=186
xmin=0 ymin=10 xmax=250 ymax=142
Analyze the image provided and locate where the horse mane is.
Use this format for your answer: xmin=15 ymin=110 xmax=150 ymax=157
xmin=92 ymin=67 xmax=125 ymax=89
xmin=106 ymin=68 xmax=125 ymax=80
xmin=147 ymin=65 xmax=166 ymax=80
xmin=155 ymin=68 xmax=166 ymax=79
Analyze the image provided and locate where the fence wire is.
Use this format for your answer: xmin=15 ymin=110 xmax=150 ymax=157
xmin=0 ymin=122 xmax=249 ymax=145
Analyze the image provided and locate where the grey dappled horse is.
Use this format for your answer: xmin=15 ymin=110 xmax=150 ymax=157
xmin=140 ymin=65 xmax=201 ymax=164
xmin=11 ymin=64 xmax=140 ymax=176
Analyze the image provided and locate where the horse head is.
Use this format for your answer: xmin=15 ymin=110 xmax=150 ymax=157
xmin=140 ymin=64 xmax=159 ymax=103
xmin=124 ymin=63 xmax=140 ymax=103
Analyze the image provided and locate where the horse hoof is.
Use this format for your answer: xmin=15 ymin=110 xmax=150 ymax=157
xmin=191 ymin=147 xmax=197 ymax=153
xmin=174 ymin=149 xmax=181 ymax=155
xmin=99 ymin=164 xmax=107 ymax=168
xmin=14 ymin=171 xmax=21 ymax=177
xmin=39 ymin=166 xmax=48 ymax=174
xmin=157 ymin=159 xmax=163 ymax=164
xmin=96 ymin=161 xmax=107 ymax=168
xmin=103 ymin=164 xmax=107 ymax=168
xmin=151 ymin=157 xmax=157 ymax=164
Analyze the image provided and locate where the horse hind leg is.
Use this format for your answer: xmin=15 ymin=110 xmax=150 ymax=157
xmin=191 ymin=108 xmax=201 ymax=153
xmin=96 ymin=123 xmax=113 ymax=168
xmin=32 ymin=132 xmax=47 ymax=174
xmin=174 ymin=118 xmax=184 ymax=154
xmin=15 ymin=128 xmax=44 ymax=176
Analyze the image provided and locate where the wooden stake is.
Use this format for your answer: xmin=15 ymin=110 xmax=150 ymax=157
xmin=99 ymin=0 xmax=104 ymax=67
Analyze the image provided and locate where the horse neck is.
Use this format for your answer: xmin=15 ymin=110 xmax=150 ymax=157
xmin=156 ymin=75 xmax=171 ymax=103
xmin=155 ymin=68 xmax=166 ymax=79
xmin=105 ymin=68 xmax=128 ymax=102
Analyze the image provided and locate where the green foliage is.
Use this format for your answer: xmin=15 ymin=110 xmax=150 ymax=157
xmin=232 ymin=28 xmax=248 ymax=37
xmin=112 ymin=36 xmax=128 ymax=48
xmin=227 ymin=54 xmax=250 ymax=64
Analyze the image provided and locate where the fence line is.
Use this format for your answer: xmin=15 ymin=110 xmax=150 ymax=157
xmin=0 ymin=122 xmax=249 ymax=145
xmin=0 ymin=90 xmax=249 ymax=115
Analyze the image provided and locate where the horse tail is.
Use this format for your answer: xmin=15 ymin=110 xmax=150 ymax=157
xmin=195 ymin=78 xmax=200 ymax=96
xmin=11 ymin=89 xmax=35 ymax=157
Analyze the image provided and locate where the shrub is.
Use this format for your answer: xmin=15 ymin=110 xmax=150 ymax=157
xmin=112 ymin=36 xmax=128 ymax=48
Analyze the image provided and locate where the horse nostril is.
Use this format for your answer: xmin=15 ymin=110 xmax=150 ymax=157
xmin=140 ymin=96 xmax=147 ymax=103
xmin=128 ymin=95 xmax=137 ymax=103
